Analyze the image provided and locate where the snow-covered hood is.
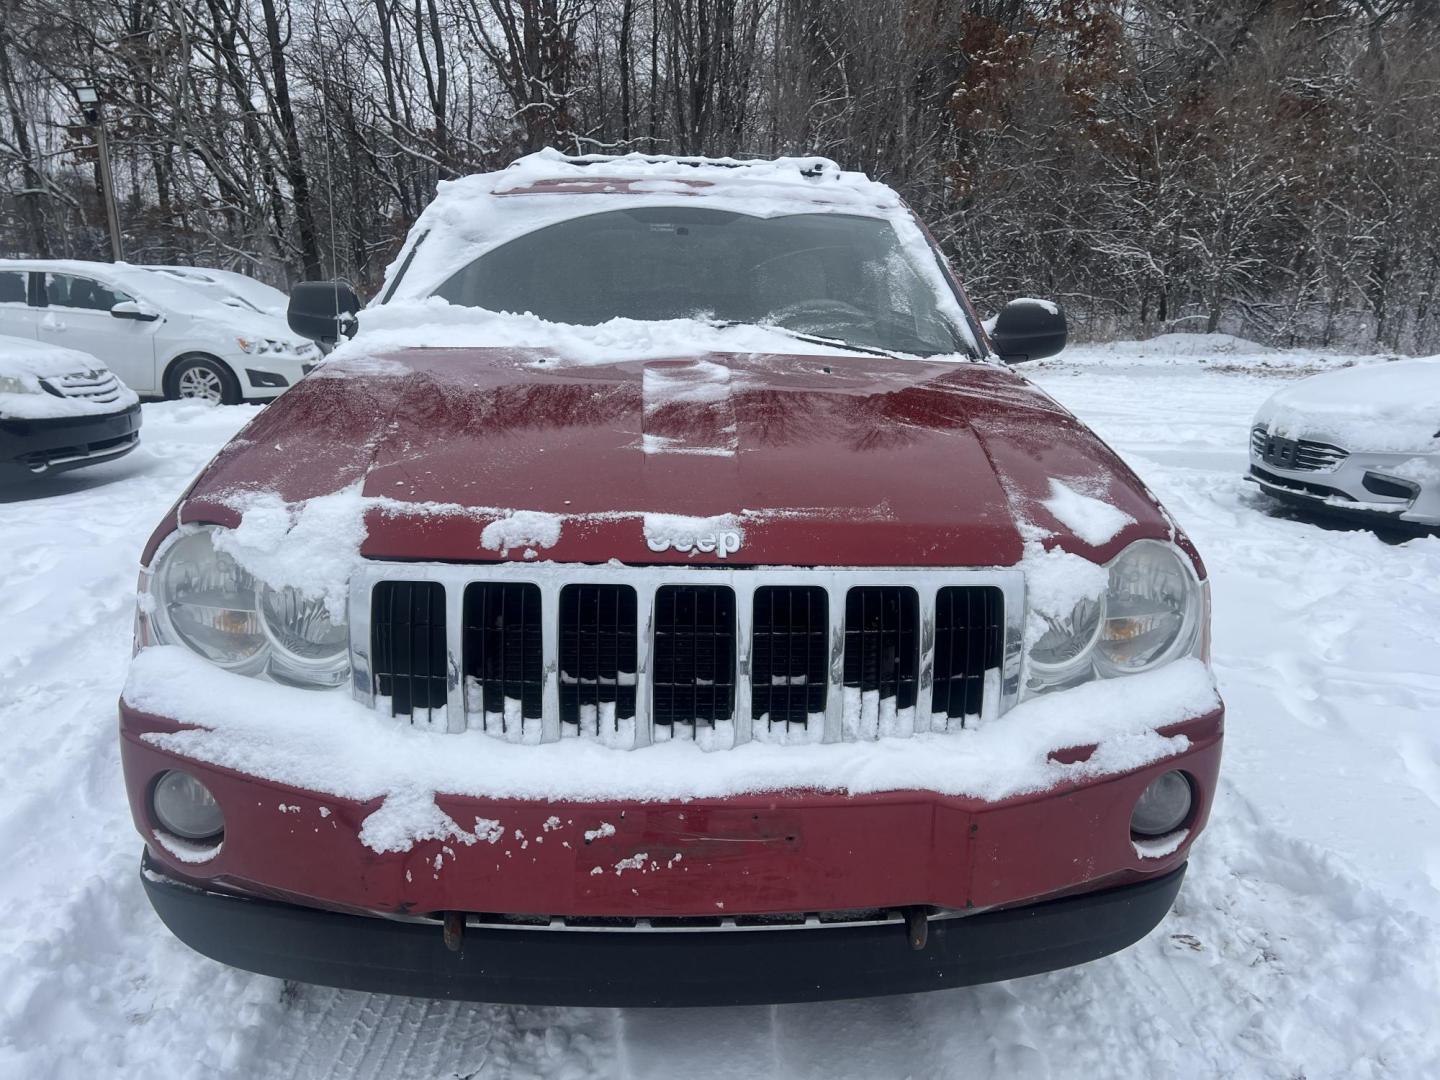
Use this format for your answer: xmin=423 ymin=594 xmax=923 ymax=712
xmin=0 ymin=334 xmax=105 ymax=381
xmin=1255 ymin=357 xmax=1440 ymax=453
xmin=0 ymin=334 xmax=139 ymax=420
xmin=163 ymin=347 xmax=1183 ymax=570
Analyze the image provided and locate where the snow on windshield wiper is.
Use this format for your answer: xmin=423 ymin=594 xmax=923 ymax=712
xmin=706 ymin=320 xmax=912 ymax=361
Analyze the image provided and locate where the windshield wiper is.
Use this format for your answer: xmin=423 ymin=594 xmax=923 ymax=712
xmin=706 ymin=320 xmax=914 ymax=361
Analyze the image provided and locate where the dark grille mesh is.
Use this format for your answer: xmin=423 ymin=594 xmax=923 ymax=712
xmin=652 ymin=585 xmax=736 ymax=731
xmin=751 ymin=586 xmax=828 ymax=730
xmin=842 ymin=587 xmax=918 ymax=710
xmin=462 ymin=583 xmax=543 ymax=729
xmin=559 ymin=585 xmax=638 ymax=733
xmin=371 ymin=581 xmax=448 ymax=718
xmin=931 ymin=586 xmax=1004 ymax=723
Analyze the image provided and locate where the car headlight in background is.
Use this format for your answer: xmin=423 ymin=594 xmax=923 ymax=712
xmin=146 ymin=526 xmax=348 ymax=688
xmin=236 ymin=337 xmax=301 ymax=355
xmin=1027 ymin=539 xmax=1203 ymax=693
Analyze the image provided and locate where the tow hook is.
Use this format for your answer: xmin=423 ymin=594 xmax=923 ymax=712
xmin=905 ymin=907 xmax=929 ymax=951
xmin=443 ymin=911 xmax=465 ymax=953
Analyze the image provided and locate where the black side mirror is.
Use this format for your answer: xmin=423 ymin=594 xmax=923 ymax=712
xmin=288 ymin=280 xmax=362 ymax=345
xmin=990 ymin=298 xmax=1067 ymax=363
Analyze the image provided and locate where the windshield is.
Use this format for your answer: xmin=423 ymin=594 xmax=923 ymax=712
xmin=430 ymin=208 xmax=968 ymax=356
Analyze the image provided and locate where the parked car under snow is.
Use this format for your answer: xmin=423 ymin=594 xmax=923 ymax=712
xmin=121 ymin=151 xmax=1224 ymax=1006
xmin=0 ymin=259 xmax=319 ymax=404
xmin=1249 ymin=358 xmax=1440 ymax=532
xmin=0 ymin=334 xmax=141 ymax=478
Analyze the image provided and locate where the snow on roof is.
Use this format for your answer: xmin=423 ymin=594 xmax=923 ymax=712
xmin=378 ymin=148 xmax=915 ymax=306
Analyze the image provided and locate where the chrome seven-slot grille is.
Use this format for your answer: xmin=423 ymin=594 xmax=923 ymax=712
xmin=1250 ymin=425 xmax=1348 ymax=472
xmin=355 ymin=567 xmax=1022 ymax=748
xmin=40 ymin=369 xmax=126 ymax=405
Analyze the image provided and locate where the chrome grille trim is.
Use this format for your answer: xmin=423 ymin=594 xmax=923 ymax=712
xmin=349 ymin=564 xmax=1025 ymax=746
xmin=1250 ymin=425 xmax=1349 ymax=473
xmin=384 ymin=906 xmax=979 ymax=933
xmin=40 ymin=369 xmax=125 ymax=404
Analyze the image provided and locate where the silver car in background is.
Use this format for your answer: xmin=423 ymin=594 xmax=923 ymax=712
xmin=1248 ymin=357 xmax=1440 ymax=531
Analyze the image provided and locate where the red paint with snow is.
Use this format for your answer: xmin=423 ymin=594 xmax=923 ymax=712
xmin=123 ymin=707 xmax=1221 ymax=918
xmin=123 ymin=152 xmax=1223 ymax=1003
xmin=153 ymin=347 xmax=1193 ymax=572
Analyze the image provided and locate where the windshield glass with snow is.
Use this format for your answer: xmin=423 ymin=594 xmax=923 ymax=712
xmin=431 ymin=207 xmax=967 ymax=357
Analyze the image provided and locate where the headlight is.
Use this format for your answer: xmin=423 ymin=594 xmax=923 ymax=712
xmin=1026 ymin=539 xmax=1202 ymax=692
xmin=0 ymin=375 xmax=35 ymax=394
xmin=151 ymin=529 xmax=267 ymax=674
xmin=148 ymin=526 xmax=349 ymax=687
xmin=1028 ymin=595 xmax=1101 ymax=684
xmin=260 ymin=583 xmax=349 ymax=686
xmin=1095 ymin=540 xmax=1200 ymax=676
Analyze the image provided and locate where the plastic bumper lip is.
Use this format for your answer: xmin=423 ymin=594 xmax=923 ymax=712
xmin=140 ymin=852 xmax=1186 ymax=1006
xmin=1248 ymin=465 xmax=1438 ymax=530
xmin=0 ymin=403 xmax=142 ymax=473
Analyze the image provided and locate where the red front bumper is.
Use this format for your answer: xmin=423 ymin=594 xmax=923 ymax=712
xmin=121 ymin=703 xmax=1223 ymax=920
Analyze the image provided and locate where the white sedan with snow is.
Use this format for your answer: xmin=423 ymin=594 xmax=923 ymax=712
xmin=0 ymin=334 xmax=141 ymax=478
xmin=0 ymin=259 xmax=320 ymax=404
xmin=1249 ymin=357 xmax=1440 ymax=531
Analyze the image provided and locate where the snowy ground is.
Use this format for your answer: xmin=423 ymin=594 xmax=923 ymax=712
xmin=2 ymin=336 xmax=1438 ymax=1079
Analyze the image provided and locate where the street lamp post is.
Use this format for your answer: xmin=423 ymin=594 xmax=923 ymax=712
xmin=75 ymin=84 xmax=123 ymax=262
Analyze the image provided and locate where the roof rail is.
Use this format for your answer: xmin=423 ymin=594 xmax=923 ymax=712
xmin=551 ymin=153 xmax=840 ymax=180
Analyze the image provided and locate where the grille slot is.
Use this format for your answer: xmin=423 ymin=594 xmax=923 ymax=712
xmin=842 ymin=587 xmax=918 ymax=738
xmin=931 ymin=586 xmax=1004 ymax=729
xmin=40 ymin=369 xmax=124 ymax=403
xmin=751 ymin=586 xmax=827 ymax=737
xmin=652 ymin=585 xmax=736 ymax=734
xmin=371 ymin=581 xmax=448 ymax=720
xmin=462 ymin=583 xmax=543 ymax=737
xmin=559 ymin=584 xmax=638 ymax=739
xmin=356 ymin=569 xmax=1021 ymax=745
xmin=1254 ymin=427 xmax=1348 ymax=473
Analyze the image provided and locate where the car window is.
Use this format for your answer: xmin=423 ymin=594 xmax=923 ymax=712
xmin=45 ymin=273 xmax=133 ymax=311
xmin=0 ymin=271 xmax=26 ymax=304
xmin=431 ymin=209 xmax=966 ymax=357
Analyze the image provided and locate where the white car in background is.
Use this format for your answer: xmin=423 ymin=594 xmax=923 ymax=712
xmin=0 ymin=260 xmax=320 ymax=404
xmin=0 ymin=334 xmax=141 ymax=478
xmin=140 ymin=265 xmax=289 ymax=318
xmin=1249 ymin=357 xmax=1440 ymax=532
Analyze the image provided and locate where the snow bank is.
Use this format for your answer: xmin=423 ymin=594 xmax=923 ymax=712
xmin=126 ymin=645 xmax=1217 ymax=853
xmin=1052 ymin=332 xmax=1393 ymax=371
xmin=1254 ymin=356 xmax=1440 ymax=452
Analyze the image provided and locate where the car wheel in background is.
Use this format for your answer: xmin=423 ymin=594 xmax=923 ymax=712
xmin=166 ymin=355 xmax=241 ymax=405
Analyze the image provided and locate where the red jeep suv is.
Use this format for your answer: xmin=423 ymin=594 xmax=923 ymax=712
xmin=121 ymin=151 xmax=1222 ymax=1006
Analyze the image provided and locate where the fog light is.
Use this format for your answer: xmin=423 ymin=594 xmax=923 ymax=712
xmin=1130 ymin=771 xmax=1192 ymax=837
xmin=152 ymin=770 xmax=224 ymax=841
